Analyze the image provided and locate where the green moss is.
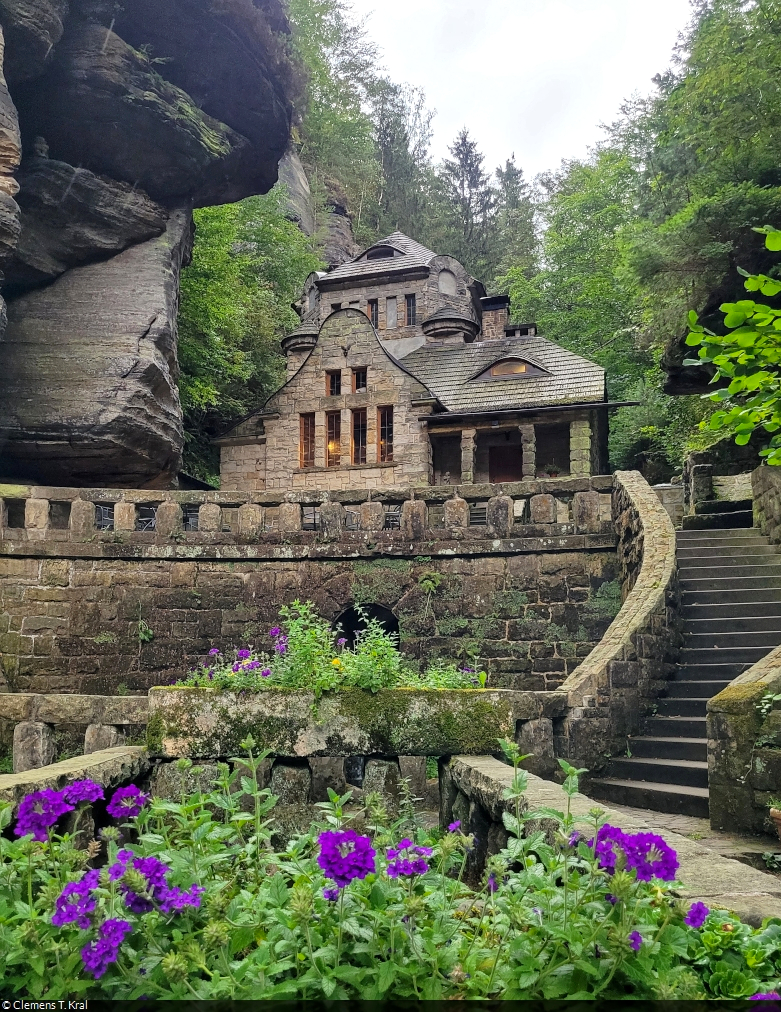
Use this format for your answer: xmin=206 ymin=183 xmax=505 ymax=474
xmin=0 ymin=484 xmax=30 ymax=498
xmin=583 ymin=580 xmax=622 ymax=619
xmin=146 ymin=710 xmax=165 ymax=754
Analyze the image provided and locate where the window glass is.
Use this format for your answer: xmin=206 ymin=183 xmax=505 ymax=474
xmin=352 ymin=368 xmax=367 ymax=393
xmin=326 ymin=412 xmax=341 ymax=467
xmin=368 ymin=300 xmax=378 ymax=327
xmin=405 ymin=294 xmax=416 ymax=326
xmin=491 ymin=360 xmax=527 ymax=376
xmin=300 ymin=413 xmax=315 ymax=468
xmin=352 ymin=408 xmax=367 ymax=464
xmin=378 ymin=406 xmax=394 ymax=462
xmin=386 ymin=296 xmax=397 ymax=329
xmin=326 ymin=370 xmax=341 ymax=396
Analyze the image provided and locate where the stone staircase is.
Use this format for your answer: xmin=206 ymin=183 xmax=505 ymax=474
xmin=590 ymin=505 xmax=781 ymax=818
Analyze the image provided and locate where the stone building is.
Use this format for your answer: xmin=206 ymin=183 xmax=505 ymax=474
xmin=217 ymin=232 xmax=612 ymax=492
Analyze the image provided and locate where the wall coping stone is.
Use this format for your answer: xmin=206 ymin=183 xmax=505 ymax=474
xmin=0 ymin=746 xmax=150 ymax=814
xmin=449 ymin=756 xmax=781 ymax=925
xmin=557 ymin=470 xmax=677 ymax=708
xmin=0 ymin=693 xmax=148 ymax=725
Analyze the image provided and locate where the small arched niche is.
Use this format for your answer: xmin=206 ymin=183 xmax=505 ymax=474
xmin=438 ymin=269 xmax=458 ymax=296
xmin=333 ymin=604 xmax=400 ymax=648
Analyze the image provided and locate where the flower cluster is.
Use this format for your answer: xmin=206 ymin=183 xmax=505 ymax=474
xmin=106 ymin=785 xmax=148 ymax=820
xmin=52 ymin=869 xmax=99 ymax=928
xmin=81 ymin=919 xmax=133 ymax=979
xmin=109 ymin=849 xmax=204 ymax=914
xmin=590 ymin=824 xmax=679 ymax=881
xmin=684 ymin=901 xmax=709 ymax=929
xmin=317 ymin=829 xmax=376 ymax=888
xmin=14 ymin=788 xmax=74 ymax=842
xmin=386 ymin=838 xmax=432 ymax=878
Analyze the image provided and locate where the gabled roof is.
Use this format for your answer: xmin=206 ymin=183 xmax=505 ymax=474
xmin=399 ymin=335 xmax=606 ymax=413
xmin=320 ymin=231 xmax=438 ymax=284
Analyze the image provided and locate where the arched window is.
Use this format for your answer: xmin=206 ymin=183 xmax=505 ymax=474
xmin=333 ymin=604 xmax=400 ymax=648
xmin=473 ymin=358 xmax=547 ymax=381
xmin=438 ymin=269 xmax=457 ymax=296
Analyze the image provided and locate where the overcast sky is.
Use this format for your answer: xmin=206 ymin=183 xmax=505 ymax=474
xmin=349 ymin=0 xmax=695 ymax=181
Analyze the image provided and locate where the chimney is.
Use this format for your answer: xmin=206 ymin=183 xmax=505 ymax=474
xmin=480 ymin=295 xmax=510 ymax=341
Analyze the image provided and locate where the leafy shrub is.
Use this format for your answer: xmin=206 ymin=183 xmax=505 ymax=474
xmin=1 ymin=744 xmax=780 ymax=999
xmin=179 ymin=600 xmax=486 ymax=694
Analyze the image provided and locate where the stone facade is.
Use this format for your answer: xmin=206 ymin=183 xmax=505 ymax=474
xmin=0 ymin=478 xmax=618 ymax=695
xmin=218 ymin=232 xmax=610 ymax=493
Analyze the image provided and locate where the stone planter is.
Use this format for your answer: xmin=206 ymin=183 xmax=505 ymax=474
xmin=146 ymin=686 xmax=561 ymax=759
xmin=770 ymin=807 xmax=781 ymax=842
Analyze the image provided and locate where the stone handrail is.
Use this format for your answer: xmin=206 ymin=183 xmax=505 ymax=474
xmin=554 ymin=470 xmax=680 ymax=767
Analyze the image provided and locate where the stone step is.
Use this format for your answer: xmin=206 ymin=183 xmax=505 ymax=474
xmin=679 ymin=562 xmax=781 ymax=579
xmin=694 ymin=498 xmax=752 ymax=516
xmin=665 ymin=679 xmax=731 ymax=698
xmin=683 ymin=630 xmax=781 ymax=649
xmin=656 ymin=697 xmax=707 ymax=717
xmin=683 ymin=609 xmax=781 ymax=629
xmin=682 ymin=587 xmax=781 ymax=604
xmin=629 ymin=736 xmax=708 ymax=762
xmin=588 ymin=778 xmax=710 ymax=818
xmin=681 ymin=511 xmax=754 ymax=531
xmin=679 ymin=645 xmax=773 ymax=665
xmin=677 ymin=527 xmax=763 ymax=540
xmin=674 ymin=662 xmax=750 ymax=680
xmin=601 ymin=756 xmax=709 ymax=789
xmin=679 ymin=554 xmax=781 ymax=570
xmin=677 ymin=543 xmax=778 ymax=560
xmin=644 ymin=715 xmax=707 ymax=738
xmin=680 ymin=575 xmax=781 ymax=592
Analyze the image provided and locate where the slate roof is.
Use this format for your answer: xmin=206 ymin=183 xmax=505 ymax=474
xmin=322 ymin=231 xmax=438 ymax=283
xmin=398 ymin=335 xmax=606 ymax=414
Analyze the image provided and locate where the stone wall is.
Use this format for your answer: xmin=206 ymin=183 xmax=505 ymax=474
xmin=553 ymin=470 xmax=681 ymax=769
xmin=0 ymin=478 xmax=618 ymax=695
xmin=752 ymin=464 xmax=781 ymax=540
xmin=708 ymin=645 xmax=781 ymax=835
xmin=440 ymin=755 xmax=781 ymax=921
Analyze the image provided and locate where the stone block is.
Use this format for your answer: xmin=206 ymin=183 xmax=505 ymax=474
xmin=573 ymin=491 xmax=601 ymax=533
xmin=278 ymin=502 xmax=301 ymax=532
xmin=363 ymin=758 xmax=400 ymax=814
xmin=114 ymin=501 xmax=136 ymax=532
xmin=155 ymin=501 xmax=182 ymax=537
xmin=487 ymin=495 xmax=513 ymax=537
xmin=530 ymin=494 xmax=555 ymax=524
xmin=237 ymin=503 xmax=262 ymax=538
xmin=13 ymin=720 xmax=55 ymax=772
xmin=516 ymin=717 xmax=554 ymax=759
xmin=360 ymin=501 xmax=385 ymax=531
xmin=25 ymin=498 xmax=49 ymax=531
xmin=401 ymin=499 xmax=427 ymax=539
xmin=147 ymin=761 xmax=222 ymax=801
xmin=69 ymin=499 xmax=95 ymax=537
xmin=319 ymin=502 xmax=343 ymax=540
xmin=398 ymin=755 xmax=427 ymax=801
xmin=84 ymin=723 xmax=125 ymax=754
xmin=198 ymin=502 xmax=222 ymax=532
xmin=444 ymin=496 xmax=468 ymax=527
xmin=270 ymin=761 xmax=312 ymax=804
xmin=309 ymin=756 xmax=346 ymax=801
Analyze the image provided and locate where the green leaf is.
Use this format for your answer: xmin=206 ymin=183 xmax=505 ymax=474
xmin=377 ymin=960 xmax=396 ymax=993
xmin=766 ymin=230 xmax=781 ymax=252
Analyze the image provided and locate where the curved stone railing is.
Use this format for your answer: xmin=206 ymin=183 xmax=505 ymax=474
xmin=554 ymin=470 xmax=681 ymax=768
xmin=708 ymin=646 xmax=781 ymax=834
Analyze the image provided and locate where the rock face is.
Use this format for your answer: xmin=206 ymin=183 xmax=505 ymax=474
xmin=1 ymin=209 xmax=192 ymax=486
xmin=0 ymin=0 xmax=294 ymax=486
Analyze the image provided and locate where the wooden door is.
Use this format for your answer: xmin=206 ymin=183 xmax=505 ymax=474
xmin=489 ymin=446 xmax=523 ymax=483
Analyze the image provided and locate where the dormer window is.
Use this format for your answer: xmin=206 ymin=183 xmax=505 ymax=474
xmin=473 ymin=358 xmax=547 ymax=382
xmin=366 ymin=246 xmax=396 ymax=260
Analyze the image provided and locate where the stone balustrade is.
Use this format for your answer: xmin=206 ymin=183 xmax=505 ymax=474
xmin=0 ymin=478 xmax=615 ymax=551
xmin=0 ymin=693 xmax=148 ymax=773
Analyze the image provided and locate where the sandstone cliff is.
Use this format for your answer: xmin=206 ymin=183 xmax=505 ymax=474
xmin=0 ymin=0 xmax=294 ymax=487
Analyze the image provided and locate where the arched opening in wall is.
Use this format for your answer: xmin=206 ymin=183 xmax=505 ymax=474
xmin=333 ymin=604 xmax=400 ymax=648
xmin=438 ymin=269 xmax=457 ymax=296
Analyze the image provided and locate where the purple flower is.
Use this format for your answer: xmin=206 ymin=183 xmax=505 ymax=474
xmin=337 ymin=637 xmax=347 ymax=647
xmin=242 ymin=659 xmax=262 ymax=671
xmin=629 ymin=931 xmax=642 ymax=951
xmin=237 ymin=648 xmax=251 ymax=660
xmin=52 ymin=869 xmax=100 ymax=929
xmin=106 ymin=785 xmax=149 ymax=820
xmin=386 ymin=838 xmax=432 ymax=879
xmin=684 ymin=901 xmax=709 ymax=929
xmin=317 ymin=829 xmax=376 ymax=888
xmin=63 ymin=780 xmax=105 ymax=805
xmin=487 ymin=873 xmax=498 ymax=894
xmin=323 ymin=887 xmax=340 ymax=901
xmin=750 ymin=995 xmax=781 ymax=1000
xmin=158 ymin=883 xmax=205 ymax=913
xmin=14 ymin=788 xmax=74 ymax=842
xmin=589 ymin=824 xmax=627 ymax=874
xmin=622 ymin=832 xmax=679 ymax=882
xmin=108 ymin=849 xmax=133 ymax=881
xmin=261 ymin=668 xmax=271 ymax=678
xmin=109 ymin=849 xmax=202 ymax=914
xmin=274 ymin=635 xmax=288 ymax=655
xmin=232 ymin=662 xmax=241 ymax=672
xmin=568 ymin=831 xmax=582 ymax=848
xmin=209 ymin=648 xmax=221 ymax=656
xmin=606 ymin=894 xmax=617 ymax=905
xmin=207 ymin=672 xmax=214 ymax=680
xmin=81 ymin=919 xmax=132 ymax=979
xmin=448 ymin=820 xmax=461 ymax=832
xmin=269 ymin=626 xmax=281 ymax=638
